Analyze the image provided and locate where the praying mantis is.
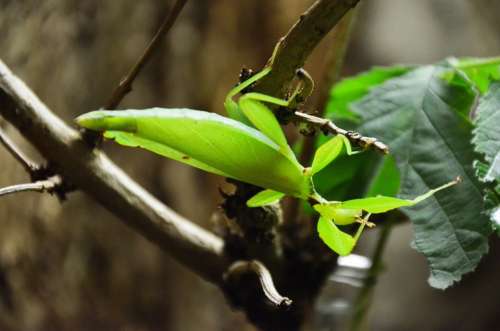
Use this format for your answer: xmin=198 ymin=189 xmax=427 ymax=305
xmin=76 ymin=62 xmax=458 ymax=256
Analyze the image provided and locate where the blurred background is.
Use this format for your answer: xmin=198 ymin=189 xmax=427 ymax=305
xmin=1 ymin=0 xmax=500 ymax=330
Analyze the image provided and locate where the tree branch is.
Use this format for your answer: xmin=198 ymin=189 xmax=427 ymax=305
xmin=0 ymin=59 xmax=227 ymax=284
xmin=106 ymin=0 xmax=189 ymax=109
xmin=0 ymin=125 xmax=41 ymax=174
xmin=255 ymin=0 xmax=360 ymax=97
xmin=0 ymin=176 xmax=61 ymax=198
xmin=293 ymin=111 xmax=389 ymax=154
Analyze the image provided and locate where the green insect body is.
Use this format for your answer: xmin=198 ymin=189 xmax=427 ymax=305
xmin=76 ymin=66 xmax=458 ymax=256
xmin=79 ymin=108 xmax=310 ymax=198
xmin=314 ymin=203 xmax=362 ymax=226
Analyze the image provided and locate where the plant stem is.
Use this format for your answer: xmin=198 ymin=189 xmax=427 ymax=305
xmin=350 ymin=223 xmax=392 ymax=331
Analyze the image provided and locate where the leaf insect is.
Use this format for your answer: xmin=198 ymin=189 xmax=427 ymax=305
xmin=76 ymin=56 xmax=459 ymax=256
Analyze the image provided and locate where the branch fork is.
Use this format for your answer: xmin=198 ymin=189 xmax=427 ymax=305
xmin=0 ymin=124 xmax=69 ymax=199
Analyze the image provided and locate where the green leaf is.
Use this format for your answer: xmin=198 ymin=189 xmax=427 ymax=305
xmin=311 ymin=135 xmax=344 ymax=175
xmin=352 ymin=65 xmax=491 ymax=289
xmin=317 ymin=216 xmax=355 ymax=256
xmin=247 ymin=189 xmax=285 ymax=207
xmin=451 ymin=57 xmax=500 ymax=94
xmin=473 ymin=81 xmax=500 ymax=171
xmin=77 ymin=108 xmax=310 ymax=198
xmin=472 ymin=81 xmax=500 ymax=232
xmin=364 ymin=155 xmax=400 ymax=197
xmin=484 ymin=153 xmax=500 ymax=182
xmin=325 ymin=66 xmax=411 ymax=121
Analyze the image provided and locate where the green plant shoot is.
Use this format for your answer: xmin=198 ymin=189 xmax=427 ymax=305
xmin=76 ymin=67 xmax=459 ymax=256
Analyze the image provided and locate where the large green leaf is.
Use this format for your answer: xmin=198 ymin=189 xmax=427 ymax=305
xmin=325 ymin=66 xmax=411 ymax=121
xmin=364 ymin=155 xmax=400 ymax=197
xmin=472 ymin=81 xmax=500 ymax=232
xmin=351 ymin=65 xmax=491 ymax=289
xmin=451 ymin=57 xmax=500 ymax=94
xmin=485 ymin=153 xmax=500 ymax=182
xmin=77 ymin=108 xmax=310 ymax=198
xmin=472 ymin=81 xmax=500 ymax=172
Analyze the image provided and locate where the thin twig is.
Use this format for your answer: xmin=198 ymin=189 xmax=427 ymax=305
xmin=105 ymin=0 xmax=189 ymax=109
xmin=0 ymin=126 xmax=40 ymax=174
xmin=224 ymin=260 xmax=292 ymax=308
xmin=294 ymin=111 xmax=389 ymax=154
xmin=350 ymin=223 xmax=393 ymax=331
xmin=0 ymin=176 xmax=61 ymax=198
